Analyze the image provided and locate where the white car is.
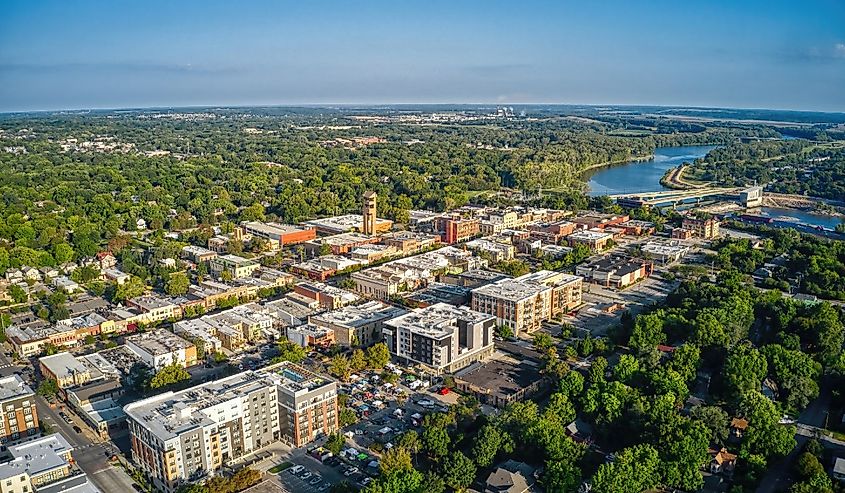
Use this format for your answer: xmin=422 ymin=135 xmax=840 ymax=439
xmin=290 ymin=465 xmax=304 ymax=474
xmin=300 ymin=471 xmax=312 ymax=480
xmin=344 ymin=467 xmax=359 ymax=477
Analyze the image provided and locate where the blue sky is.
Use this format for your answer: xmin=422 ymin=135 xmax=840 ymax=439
xmin=1 ymin=0 xmax=844 ymax=112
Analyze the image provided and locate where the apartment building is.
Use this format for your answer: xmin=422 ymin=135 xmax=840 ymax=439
xmin=180 ymin=245 xmax=218 ymax=263
xmin=125 ymin=372 xmax=281 ymax=492
xmin=310 ymin=300 xmax=407 ymax=347
xmin=0 ymin=376 xmax=38 ymax=444
xmin=464 ymin=238 xmax=515 ymax=262
xmin=286 ymin=324 xmax=335 ymax=348
xmin=125 ymin=330 xmax=197 ymax=370
xmin=125 ymin=363 xmax=336 ymax=492
xmin=682 ymin=216 xmax=721 ymax=239
xmin=471 ymin=271 xmax=582 ymax=336
xmin=209 ymin=254 xmax=260 ymax=280
xmin=383 ymin=303 xmax=495 ymax=373
xmin=126 ymin=295 xmax=182 ymax=324
xmin=434 ymin=216 xmax=480 ymax=244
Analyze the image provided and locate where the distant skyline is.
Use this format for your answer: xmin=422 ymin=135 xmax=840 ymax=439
xmin=2 ymin=0 xmax=844 ymax=112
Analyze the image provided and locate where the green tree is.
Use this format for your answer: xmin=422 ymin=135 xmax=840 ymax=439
xmin=723 ymin=344 xmax=768 ymax=399
xmin=325 ymin=432 xmax=346 ymax=456
xmin=349 ymin=348 xmax=367 ymax=371
xmin=441 ymin=451 xmax=476 ymax=492
xmin=37 ymin=378 xmax=59 ymax=397
xmin=329 ymin=355 xmax=352 ymax=381
xmin=165 ymin=272 xmax=190 ymax=296
xmin=380 ymin=447 xmax=413 ymax=477
xmin=148 ymin=363 xmax=191 ymax=390
xmin=365 ymin=342 xmax=391 ymax=369
xmin=422 ymin=421 xmax=450 ymax=460
xmin=591 ymin=444 xmax=660 ymax=493
xmin=471 ymin=424 xmax=512 ymax=469
xmin=274 ymin=340 xmax=307 ymax=364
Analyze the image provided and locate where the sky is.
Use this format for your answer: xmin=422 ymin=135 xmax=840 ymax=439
xmin=1 ymin=0 xmax=844 ymax=112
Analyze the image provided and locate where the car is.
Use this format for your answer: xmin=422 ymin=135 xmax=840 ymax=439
xmin=300 ymin=471 xmax=312 ymax=480
xmin=309 ymin=476 xmax=322 ymax=485
xmin=290 ymin=465 xmax=304 ymax=474
xmin=360 ymin=478 xmax=373 ymax=486
xmin=318 ymin=485 xmax=330 ymax=492
xmin=344 ymin=467 xmax=359 ymax=477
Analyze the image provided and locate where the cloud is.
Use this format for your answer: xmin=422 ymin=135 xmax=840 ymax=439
xmin=835 ymin=43 xmax=845 ymax=59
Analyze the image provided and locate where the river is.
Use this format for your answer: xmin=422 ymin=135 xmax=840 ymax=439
xmin=584 ymin=144 xmax=844 ymax=231
xmin=585 ymin=145 xmax=716 ymax=196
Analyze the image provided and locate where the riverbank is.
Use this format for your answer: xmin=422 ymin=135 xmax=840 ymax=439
xmin=659 ymin=164 xmax=711 ymax=190
xmin=580 ymin=153 xmax=655 ymax=174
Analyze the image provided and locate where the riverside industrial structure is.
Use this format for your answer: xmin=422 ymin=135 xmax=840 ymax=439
xmin=0 ymin=190 xmax=722 ymax=492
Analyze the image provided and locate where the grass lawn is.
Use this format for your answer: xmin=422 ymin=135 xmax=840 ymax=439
xmin=268 ymin=462 xmax=293 ymax=474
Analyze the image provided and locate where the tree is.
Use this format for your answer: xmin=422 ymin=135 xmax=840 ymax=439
xmin=441 ymin=451 xmax=476 ymax=492
xmin=613 ymin=354 xmax=640 ymax=383
xmin=148 ymin=363 xmax=191 ymax=390
xmin=422 ymin=421 xmax=450 ymax=460
xmin=591 ymin=444 xmax=660 ymax=493
xmin=690 ymin=405 xmax=729 ymax=444
xmin=544 ymin=460 xmax=581 ymax=493
xmin=723 ymin=344 xmax=767 ymax=399
xmin=37 ymin=378 xmax=58 ymax=397
xmin=795 ymin=452 xmax=824 ymax=480
xmin=113 ymin=276 xmax=146 ymax=303
xmin=349 ymin=349 xmax=367 ymax=371
xmin=365 ymin=342 xmax=391 ymax=369
xmin=471 ymin=424 xmax=512 ymax=468
xmin=496 ymin=324 xmax=514 ymax=339
xmin=165 ymin=272 xmax=190 ymax=296
xmin=339 ymin=407 xmax=357 ymax=427
xmin=380 ymin=447 xmax=413 ymax=477
xmin=533 ymin=333 xmax=554 ymax=351
xmin=326 ymin=432 xmax=345 ymax=456
xmin=274 ymin=340 xmax=307 ymax=364
xmin=329 ymin=355 xmax=352 ymax=381
xmin=8 ymin=284 xmax=27 ymax=304
xmin=628 ymin=311 xmax=666 ymax=353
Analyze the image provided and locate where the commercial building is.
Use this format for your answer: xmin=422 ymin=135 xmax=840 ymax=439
xmin=383 ymin=303 xmax=495 ymax=373
xmin=640 ymin=241 xmax=690 ymax=264
xmin=125 ymin=330 xmax=197 ymax=370
xmin=293 ymin=282 xmax=359 ymax=310
xmin=575 ymin=257 xmax=651 ymax=289
xmin=571 ymin=212 xmax=630 ymax=230
xmin=471 ymin=271 xmax=582 ymax=336
xmin=619 ymin=220 xmax=656 ymax=236
xmin=302 ymin=233 xmax=380 ymax=256
xmin=739 ymin=186 xmax=763 ymax=207
xmin=0 ymin=433 xmax=81 ymax=493
xmin=381 ymin=231 xmax=440 ymax=255
xmin=310 ymin=300 xmax=407 ymax=347
xmin=125 ymin=364 xmax=336 ymax=492
xmin=209 ymin=254 xmax=260 ymax=280
xmin=38 ymin=352 xmax=92 ymax=389
xmin=0 ymin=376 xmax=38 ymax=444
xmin=454 ymin=351 xmax=546 ymax=409
xmin=434 ymin=216 xmax=480 ymax=244
xmin=681 ymin=216 xmax=721 ymax=239
xmin=302 ymin=214 xmax=392 ymax=235
xmin=291 ymin=256 xmax=362 ymax=281
xmin=440 ymin=270 xmax=510 ymax=289
xmin=566 ymin=229 xmax=614 ymax=251
xmin=127 ymin=295 xmax=182 ymax=324
xmin=240 ymin=222 xmax=316 ymax=248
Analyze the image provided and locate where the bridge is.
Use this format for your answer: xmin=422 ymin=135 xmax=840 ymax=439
xmin=607 ymin=187 xmax=742 ymax=208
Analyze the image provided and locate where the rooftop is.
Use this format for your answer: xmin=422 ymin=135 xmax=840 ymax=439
xmin=567 ymin=229 xmax=613 ymax=241
xmin=0 ymin=433 xmax=74 ymax=481
xmin=39 ymin=352 xmax=89 ymax=381
xmin=384 ymin=302 xmax=494 ymax=339
xmin=310 ymin=300 xmax=406 ymax=329
xmin=0 ymin=374 xmax=35 ymax=402
xmin=126 ymin=329 xmax=193 ymax=356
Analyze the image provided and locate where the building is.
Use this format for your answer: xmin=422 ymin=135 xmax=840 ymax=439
xmin=0 ymin=433 xmax=80 ymax=493
xmin=302 ymin=214 xmax=392 ymax=235
xmin=381 ymin=231 xmax=440 ymax=255
xmin=833 ymin=457 xmax=845 ymax=482
xmin=240 ymin=222 xmax=316 ymax=248
xmin=383 ymin=303 xmax=495 ymax=373
xmin=464 ymin=238 xmax=515 ymax=262
xmin=126 ymin=295 xmax=182 ymax=324
xmin=209 ymin=254 xmax=259 ymax=280
xmin=440 ymin=270 xmax=510 ymax=289
xmin=286 ymin=324 xmax=335 ymax=348
xmin=618 ymin=220 xmax=656 ymax=236
xmin=575 ymin=257 xmax=651 ymax=289
xmin=681 ymin=216 xmax=721 ymax=239
xmin=39 ymin=352 xmax=92 ymax=389
xmin=640 ymin=241 xmax=690 ymax=264
xmin=310 ymin=300 xmax=407 ymax=347
xmin=454 ymin=351 xmax=546 ymax=409
xmin=125 ymin=364 xmax=336 ymax=492
xmin=739 ymin=186 xmax=763 ymax=207
xmin=571 ymin=212 xmax=630 ymax=230
xmin=0 ymin=376 xmax=38 ymax=443
xmin=293 ymin=282 xmax=359 ymax=310
xmin=471 ymin=271 xmax=582 ymax=336
xmin=671 ymin=227 xmax=694 ymax=240
xmin=291 ymin=256 xmax=362 ymax=281
xmin=434 ymin=216 xmax=480 ymax=244
xmin=362 ymin=191 xmax=378 ymax=236
xmin=125 ymin=329 xmax=197 ymax=370
xmin=566 ymin=229 xmax=613 ymax=251
xmin=302 ymin=233 xmax=380 ymax=256
xmin=483 ymin=460 xmax=538 ymax=493
xmin=180 ymin=245 xmax=218 ymax=263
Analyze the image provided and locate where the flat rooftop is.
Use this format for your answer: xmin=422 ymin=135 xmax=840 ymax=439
xmin=0 ymin=374 xmax=34 ymax=403
xmin=567 ymin=229 xmax=613 ymax=241
xmin=126 ymin=329 xmax=193 ymax=356
xmin=455 ymin=352 xmax=543 ymax=400
xmin=302 ymin=214 xmax=392 ymax=233
xmin=0 ymin=433 xmax=74 ymax=481
xmin=242 ymin=221 xmax=312 ymax=236
xmin=39 ymin=352 xmax=88 ymax=381
xmin=310 ymin=300 xmax=406 ymax=328
xmin=384 ymin=302 xmax=493 ymax=339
